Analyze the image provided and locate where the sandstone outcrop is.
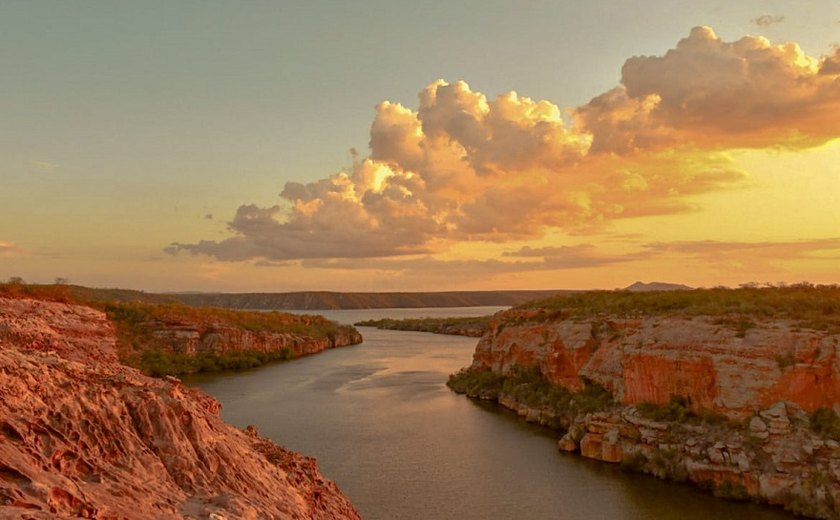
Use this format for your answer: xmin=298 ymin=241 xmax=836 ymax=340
xmin=0 ymin=297 xmax=361 ymax=519
xmin=146 ymin=319 xmax=362 ymax=358
xmin=473 ymin=310 xmax=840 ymax=418
xmin=464 ymin=307 xmax=840 ymax=518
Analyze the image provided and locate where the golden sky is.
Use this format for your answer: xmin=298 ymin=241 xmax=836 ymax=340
xmin=2 ymin=3 xmax=839 ymax=292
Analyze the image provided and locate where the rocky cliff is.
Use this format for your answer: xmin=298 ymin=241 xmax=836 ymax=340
xmin=0 ymin=297 xmax=361 ymax=519
xmin=474 ymin=310 xmax=840 ymax=418
xmin=142 ymin=315 xmax=363 ymax=358
xmin=102 ymin=302 xmax=363 ymax=376
xmin=458 ymin=298 xmax=840 ymax=518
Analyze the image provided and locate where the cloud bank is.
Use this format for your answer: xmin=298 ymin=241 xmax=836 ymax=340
xmin=169 ymin=27 xmax=840 ymax=264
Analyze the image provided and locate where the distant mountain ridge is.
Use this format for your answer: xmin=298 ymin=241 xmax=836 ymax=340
xmin=170 ymin=290 xmax=572 ymax=310
xmin=623 ymin=281 xmax=693 ymax=292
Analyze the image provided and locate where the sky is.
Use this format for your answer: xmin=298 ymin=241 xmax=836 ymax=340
xmin=1 ymin=1 xmax=839 ymax=292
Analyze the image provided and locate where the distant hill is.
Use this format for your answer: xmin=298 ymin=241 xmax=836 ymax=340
xmin=170 ymin=290 xmax=572 ymax=310
xmin=623 ymin=281 xmax=693 ymax=292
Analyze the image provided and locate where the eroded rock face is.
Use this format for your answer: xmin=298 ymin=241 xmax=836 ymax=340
xmin=147 ymin=321 xmax=363 ymax=357
xmin=474 ymin=313 xmax=840 ymax=418
xmin=468 ymin=309 xmax=840 ymax=518
xmin=0 ymin=297 xmax=361 ymax=519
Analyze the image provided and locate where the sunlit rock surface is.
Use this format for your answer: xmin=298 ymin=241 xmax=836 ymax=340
xmin=474 ymin=310 xmax=840 ymax=417
xmin=0 ymin=297 xmax=361 ymax=519
xmin=468 ymin=308 xmax=840 ymax=518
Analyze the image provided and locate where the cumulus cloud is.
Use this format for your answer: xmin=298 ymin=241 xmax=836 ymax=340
xmin=578 ymin=26 xmax=840 ymax=153
xmin=752 ymin=15 xmax=785 ymax=27
xmin=170 ymin=27 xmax=839 ymax=264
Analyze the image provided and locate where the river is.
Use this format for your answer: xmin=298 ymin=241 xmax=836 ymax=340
xmin=186 ymin=307 xmax=794 ymax=520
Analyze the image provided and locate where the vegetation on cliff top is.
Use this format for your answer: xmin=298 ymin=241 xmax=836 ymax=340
xmin=354 ymin=316 xmax=491 ymax=337
xmin=516 ymin=284 xmax=840 ymax=332
xmin=108 ymin=301 xmax=358 ymax=376
xmin=135 ymin=348 xmax=297 ymax=377
xmin=0 ymin=280 xmax=360 ymax=377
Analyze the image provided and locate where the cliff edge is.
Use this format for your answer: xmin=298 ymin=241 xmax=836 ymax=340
xmin=0 ymin=297 xmax=361 ymax=519
xmin=453 ymin=287 xmax=840 ymax=518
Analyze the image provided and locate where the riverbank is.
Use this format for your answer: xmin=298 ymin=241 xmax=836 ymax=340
xmin=451 ymin=286 xmax=840 ymax=519
xmin=0 ymin=281 xmax=363 ymax=376
xmin=355 ymin=315 xmax=491 ymax=337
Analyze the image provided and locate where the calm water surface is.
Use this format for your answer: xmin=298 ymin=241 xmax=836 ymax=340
xmin=186 ymin=307 xmax=794 ymax=520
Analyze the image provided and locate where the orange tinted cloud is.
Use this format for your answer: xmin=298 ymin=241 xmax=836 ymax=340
xmin=578 ymin=26 xmax=840 ymax=153
xmin=642 ymin=238 xmax=840 ymax=275
xmin=170 ymin=27 xmax=838 ymax=263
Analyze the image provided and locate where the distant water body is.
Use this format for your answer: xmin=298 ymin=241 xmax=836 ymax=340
xmin=186 ymin=307 xmax=794 ymax=520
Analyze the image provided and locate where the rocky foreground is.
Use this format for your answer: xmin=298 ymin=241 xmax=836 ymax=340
xmin=453 ymin=289 xmax=840 ymax=519
xmin=0 ymin=297 xmax=361 ymax=519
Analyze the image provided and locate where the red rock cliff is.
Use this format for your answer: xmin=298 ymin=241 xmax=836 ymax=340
xmin=0 ymin=297 xmax=361 ymax=519
xmin=464 ymin=307 xmax=840 ymax=518
xmin=473 ymin=310 xmax=840 ymax=419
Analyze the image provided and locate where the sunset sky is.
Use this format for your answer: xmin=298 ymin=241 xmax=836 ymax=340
xmin=2 ymin=1 xmax=839 ymax=292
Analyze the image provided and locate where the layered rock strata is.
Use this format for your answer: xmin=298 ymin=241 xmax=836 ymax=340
xmin=0 ymin=297 xmax=361 ymax=519
xmin=467 ymin=309 xmax=840 ymax=518
xmin=147 ymin=320 xmax=362 ymax=358
xmin=474 ymin=310 xmax=840 ymax=418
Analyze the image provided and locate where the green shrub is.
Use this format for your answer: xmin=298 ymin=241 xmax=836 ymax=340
xmin=448 ymin=365 xmax=614 ymax=416
xmin=637 ymin=395 xmax=691 ymax=422
xmin=635 ymin=395 xmax=733 ymax=427
xmin=447 ymin=368 xmax=504 ymax=399
xmin=649 ymin=448 xmax=689 ymax=481
xmin=712 ymin=480 xmax=750 ymax=500
xmin=810 ymin=408 xmax=840 ymax=440
xmin=620 ymin=451 xmax=648 ymax=473
xmin=132 ymin=348 xmax=301 ymax=377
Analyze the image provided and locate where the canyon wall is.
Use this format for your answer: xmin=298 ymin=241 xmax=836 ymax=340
xmin=146 ymin=319 xmax=362 ymax=358
xmin=466 ymin=308 xmax=840 ymax=518
xmin=473 ymin=310 xmax=840 ymax=418
xmin=0 ymin=297 xmax=361 ymax=519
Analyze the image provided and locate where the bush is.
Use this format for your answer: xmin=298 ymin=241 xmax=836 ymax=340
xmin=447 ymin=368 xmax=504 ymax=399
xmin=133 ymin=348 xmax=300 ymax=377
xmin=712 ymin=480 xmax=750 ymax=500
xmin=637 ymin=395 xmax=691 ymax=422
xmin=448 ymin=365 xmax=614 ymax=416
xmin=810 ymin=408 xmax=840 ymax=440
xmin=620 ymin=452 xmax=648 ymax=472
xmin=636 ymin=395 xmax=733 ymax=426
